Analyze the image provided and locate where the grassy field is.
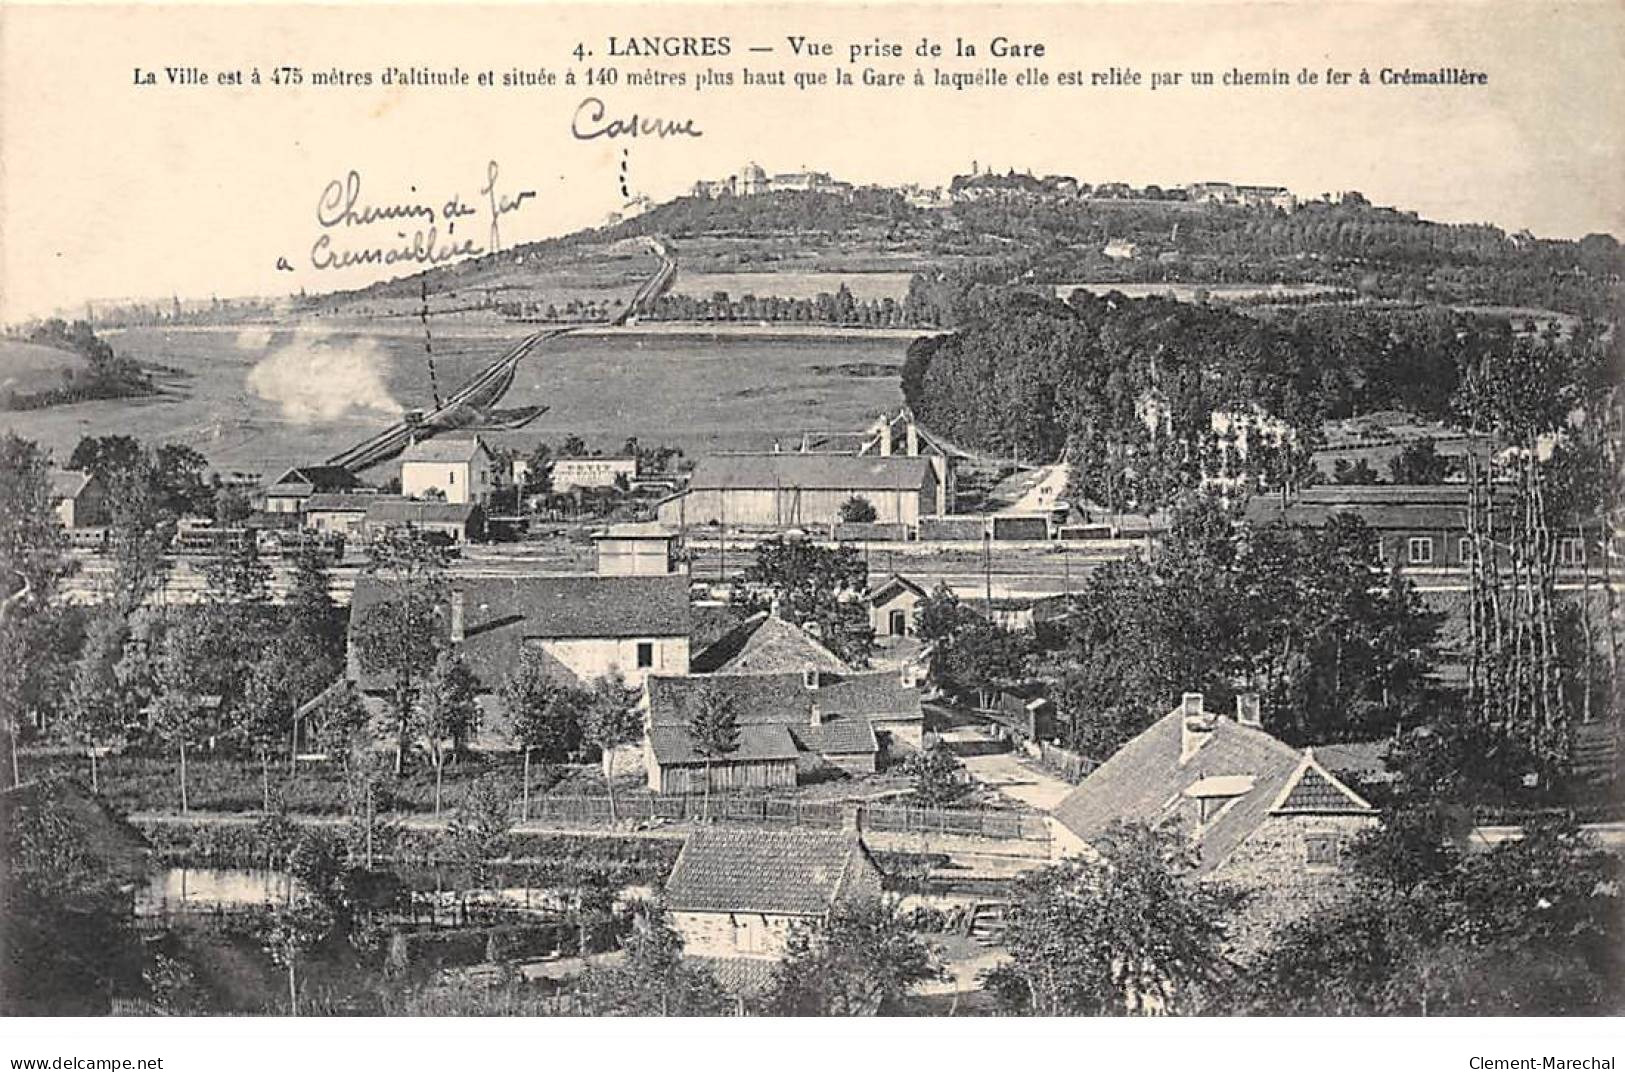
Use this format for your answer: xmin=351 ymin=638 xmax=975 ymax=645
xmin=0 ymin=338 xmax=80 ymax=397
xmin=0 ymin=324 xmax=913 ymax=480
xmin=673 ymin=270 xmax=915 ymax=302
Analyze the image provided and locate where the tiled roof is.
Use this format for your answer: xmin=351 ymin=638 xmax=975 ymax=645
xmin=664 ymin=827 xmax=876 ymax=915
xmin=1244 ymin=484 xmax=1516 ymax=531
xmin=349 ymin=573 xmax=690 ymax=691
xmin=867 ymin=573 xmax=927 ymax=605
xmin=687 ymin=453 xmax=934 ymax=492
xmin=305 ymin=493 xmax=399 ymax=513
xmin=48 ymin=469 xmax=92 ymax=499
xmin=1053 ymin=704 xmax=1373 ymax=874
xmin=793 ymin=718 xmax=878 ymax=756
xmin=400 ymin=437 xmax=488 ymax=464
xmin=690 ymin=612 xmax=852 ymax=675
xmin=648 ymin=723 xmax=800 ymax=765
xmin=1272 ymin=754 xmax=1375 ymax=814
xmin=363 ymin=500 xmax=478 ymax=526
xmin=268 ymin=466 xmax=361 ymax=494
xmin=647 ymin=671 xmax=921 ymax=729
xmin=684 ymin=956 xmax=777 ymax=998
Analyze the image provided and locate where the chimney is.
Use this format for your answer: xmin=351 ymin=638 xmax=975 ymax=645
xmin=899 ymin=666 xmax=915 ymax=689
xmin=809 ymin=701 xmax=822 ymax=727
xmin=878 ymin=419 xmax=894 ymax=457
xmin=841 ymin=802 xmax=864 ymax=834
xmin=1235 ymin=691 xmax=1262 ymax=728
xmin=1179 ymin=692 xmax=1213 ymax=765
xmin=449 ymin=587 xmax=466 ymax=644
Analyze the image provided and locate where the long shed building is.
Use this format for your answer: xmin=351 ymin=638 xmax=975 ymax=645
xmin=656 ymin=453 xmax=944 ymax=530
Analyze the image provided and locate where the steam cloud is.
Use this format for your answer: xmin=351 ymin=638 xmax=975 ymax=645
xmin=244 ymin=325 xmax=403 ymax=423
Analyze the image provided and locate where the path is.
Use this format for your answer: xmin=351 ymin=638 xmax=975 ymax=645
xmin=957 ymin=751 xmax=1076 ymax=812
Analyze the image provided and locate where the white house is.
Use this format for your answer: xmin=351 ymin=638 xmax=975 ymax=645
xmin=399 ymin=436 xmax=495 ymax=506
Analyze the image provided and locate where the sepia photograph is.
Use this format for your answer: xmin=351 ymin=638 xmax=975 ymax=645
xmin=0 ymin=0 xmax=1621 ymax=1054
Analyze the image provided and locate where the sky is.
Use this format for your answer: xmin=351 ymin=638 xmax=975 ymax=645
xmin=2 ymin=0 xmax=1622 ymax=322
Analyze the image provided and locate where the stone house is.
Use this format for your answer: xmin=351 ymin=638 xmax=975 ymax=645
xmin=1052 ymin=691 xmax=1379 ymax=961
xmin=348 ymin=572 xmax=692 ymax=730
xmin=663 ymin=824 xmax=883 ymax=992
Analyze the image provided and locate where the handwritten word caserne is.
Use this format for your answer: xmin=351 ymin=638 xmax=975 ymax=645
xmin=571 ymin=96 xmax=703 ymax=140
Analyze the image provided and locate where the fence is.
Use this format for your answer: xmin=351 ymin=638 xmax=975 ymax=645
xmin=1038 ymin=742 xmax=1099 ymax=784
xmin=520 ymin=794 xmax=1050 ymax=843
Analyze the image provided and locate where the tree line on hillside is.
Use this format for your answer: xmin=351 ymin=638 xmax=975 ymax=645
xmin=901 ymin=286 xmax=1618 ymax=513
xmin=3 ymin=320 xmax=155 ymax=411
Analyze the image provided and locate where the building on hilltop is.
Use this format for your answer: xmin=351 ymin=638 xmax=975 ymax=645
xmin=1051 ymin=691 xmax=1378 ymax=961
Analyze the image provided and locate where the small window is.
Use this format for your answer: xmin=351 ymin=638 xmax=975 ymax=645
xmin=1559 ymin=537 xmax=1584 ymax=568
xmin=449 ymin=471 xmax=456 ymax=485
xmin=636 ymin=641 xmax=654 ymax=669
xmin=1407 ymin=537 xmax=1434 ymax=565
xmin=1304 ymin=833 xmax=1341 ymax=868
xmin=1458 ymin=537 xmax=1472 ymax=564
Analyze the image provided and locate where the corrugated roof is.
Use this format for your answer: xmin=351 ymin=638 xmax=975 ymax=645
xmin=1053 ymin=704 xmax=1372 ymax=874
xmin=350 ymin=573 xmax=690 ymax=691
xmin=400 ymin=437 xmax=488 ymax=464
xmin=687 ymin=453 xmax=934 ymax=492
xmin=690 ymin=612 xmax=852 ymax=675
xmin=664 ymin=827 xmax=876 ymax=915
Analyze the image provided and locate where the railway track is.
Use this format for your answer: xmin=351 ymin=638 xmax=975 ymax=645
xmin=325 ymin=235 xmax=675 ymax=473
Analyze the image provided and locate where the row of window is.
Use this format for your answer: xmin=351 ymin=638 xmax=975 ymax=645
xmin=1382 ymin=535 xmax=1589 ymax=567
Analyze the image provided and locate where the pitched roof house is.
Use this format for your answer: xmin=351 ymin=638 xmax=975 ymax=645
xmin=49 ymin=469 xmax=108 ymax=529
xmin=348 ymin=572 xmax=691 ymax=704
xmin=690 ymin=610 xmax=853 ymax=675
xmin=262 ymin=465 xmax=362 ymax=514
xmin=644 ymin=668 xmax=921 ymax=793
xmin=1052 ymin=691 xmax=1378 ymax=960
xmin=664 ymin=825 xmax=883 ymax=989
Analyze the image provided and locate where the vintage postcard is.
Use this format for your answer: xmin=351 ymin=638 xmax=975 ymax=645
xmin=0 ymin=0 xmax=1621 ymax=1056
